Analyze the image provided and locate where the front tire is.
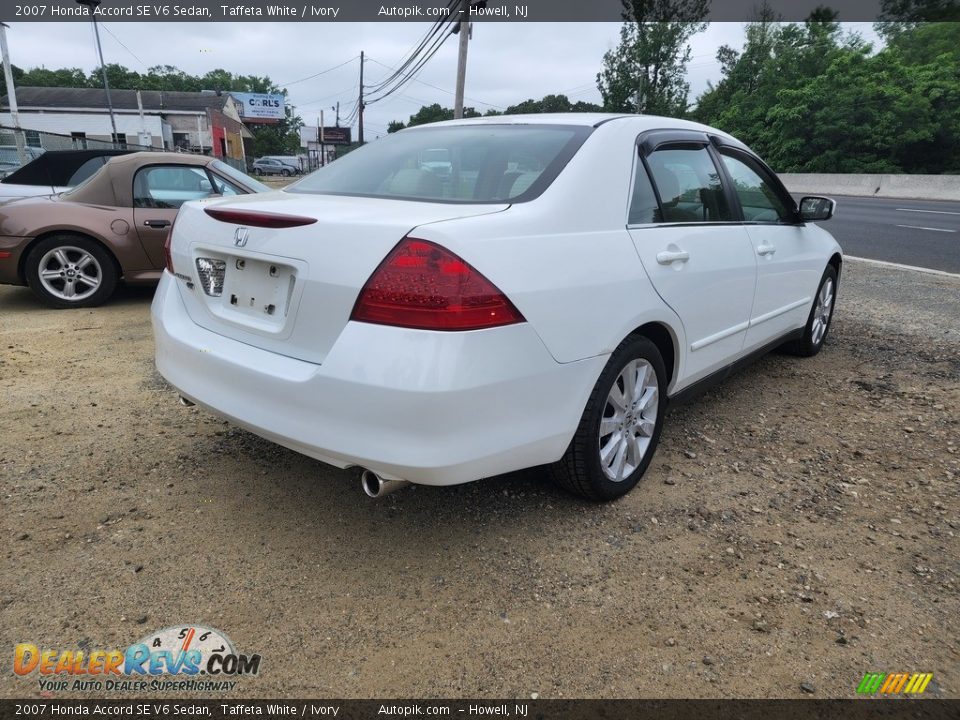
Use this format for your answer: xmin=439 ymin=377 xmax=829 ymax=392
xmin=281 ymin=169 xmax=291 ymax=177
xmin=24 ymin=235 xmax=118 ymax=308
xmin=785 ymin=265 xmax=837 ymax=357
xmin=551 ymin=336 xmax=667 ymax=501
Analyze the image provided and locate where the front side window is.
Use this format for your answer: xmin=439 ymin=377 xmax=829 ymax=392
xmin=288 ymin=124 xmax=591 ymax=204
xmin=719 ymin=152 xmax=792 ymax=222
xmin=133 ymin=165 xmax=216 ymax=209
xmin=645 ymin=146 xmax=731 ymax=223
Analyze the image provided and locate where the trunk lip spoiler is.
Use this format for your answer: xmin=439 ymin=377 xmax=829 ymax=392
xmin=203 ymin=207 xmax=318 ymax=228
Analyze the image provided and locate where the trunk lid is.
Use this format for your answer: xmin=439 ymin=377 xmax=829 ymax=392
xmin=169 ymin=191 xmax=508 ymax=364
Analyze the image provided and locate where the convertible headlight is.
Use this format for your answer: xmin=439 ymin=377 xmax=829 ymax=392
xmin=195 ymin=257 xmax=226 ymax=297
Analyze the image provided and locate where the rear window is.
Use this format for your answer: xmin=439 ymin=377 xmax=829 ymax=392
xmin=287 ymin=124 xmax=592 ymax=204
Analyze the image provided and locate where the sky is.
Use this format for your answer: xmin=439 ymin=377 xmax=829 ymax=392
xmin=3 ymin=21 xmax=881 ymax=138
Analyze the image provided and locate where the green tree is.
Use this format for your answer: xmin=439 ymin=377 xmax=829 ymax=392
xmin=597 ymin=0 xmax=708 ymax=116
xmin=16 ymin=66 xmax=90 ymax=88
xmin=504 ymin=94 xmax=602 ymax=114
xmin=696 ymin=15 xmax=960 ymax=173
xmin=399 ymin=103 xmax=481 ymax=128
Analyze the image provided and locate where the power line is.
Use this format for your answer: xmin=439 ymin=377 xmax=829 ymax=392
xmin=299 ymin=85 xmax=358 ymax=108
xmin=364 ymin=27 xmax=454 ymax=105
xmin=278 ymin=55 xmax=359 ymax=87
xmin=365 ymin=56 xmax=503 ymax=109
xmin=99 ymin=23 xmax=149 ymax=70
xmin=363 ymin=0 xmax=460 ymax=95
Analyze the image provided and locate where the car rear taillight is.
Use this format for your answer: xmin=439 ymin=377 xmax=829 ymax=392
xmin=351 ymin=238 xmax=524 ymax=331
xmin=204 ymin=208 xmax=317 ymax=228
xmin=163 ymin=216 xmax=176 ymax=274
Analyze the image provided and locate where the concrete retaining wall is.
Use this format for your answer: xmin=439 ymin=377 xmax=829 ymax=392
xmin=780 ymin=173 xmax=960 ymax=201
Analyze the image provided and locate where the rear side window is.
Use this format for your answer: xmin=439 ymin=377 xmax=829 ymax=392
xmin=628 ymin=162 xmax=660 ymax=224
xmin=67 ymin=157 xmax=110 ymax=187
xmin=288 ymin=124 xmax=592 ymax=204
xmin=645 ymin=146 xmax=731 ymax=223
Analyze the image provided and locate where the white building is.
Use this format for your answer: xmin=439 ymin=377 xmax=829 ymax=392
xmin=0 ymin=87 xmax=253 ymax=162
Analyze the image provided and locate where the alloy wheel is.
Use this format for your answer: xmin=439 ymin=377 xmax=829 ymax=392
xmin=37 ymin=246 xmax=102 ymax=302
xmin=811 ymin=278 xmax=834 ymax=346
xmin=598 ymin=358 xmax=659 ymax=482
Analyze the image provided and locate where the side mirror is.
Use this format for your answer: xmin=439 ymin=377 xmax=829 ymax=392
xmin=799 ymin=196 xmax=835 ymax=222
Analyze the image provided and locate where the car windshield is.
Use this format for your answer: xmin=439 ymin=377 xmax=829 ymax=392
xmin=287 ymin=124 xmax=592 ymax=203
xmin=211 ymin=160 xmax=270 ymax=192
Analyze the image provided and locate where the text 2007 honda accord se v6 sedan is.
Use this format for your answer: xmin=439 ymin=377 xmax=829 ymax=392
xmin=152 ymin=114 xmax=841 ymax=501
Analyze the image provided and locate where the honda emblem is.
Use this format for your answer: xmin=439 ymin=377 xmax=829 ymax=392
xmin=234 ymin=227 xmax=250 ymax=247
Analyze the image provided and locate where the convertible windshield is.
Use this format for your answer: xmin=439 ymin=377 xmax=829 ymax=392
xmin=211 ymin=160 xmax=270 ymax=193
xmin=287 ymin=124 xmax=592 ymax=203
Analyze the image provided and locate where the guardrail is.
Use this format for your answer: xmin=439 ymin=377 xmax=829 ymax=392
xmin=780 ymin=174 xmax=960 ymax=201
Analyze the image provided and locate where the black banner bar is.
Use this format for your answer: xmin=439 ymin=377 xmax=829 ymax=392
xmin=1 ymin=699 xmax=958 ymax=720
xmin=1 ymin=0 xmax=959 ymax=23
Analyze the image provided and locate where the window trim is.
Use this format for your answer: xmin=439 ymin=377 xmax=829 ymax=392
xmin=132 ymin=163 xmax=217 ymax=209
xmin=627 ymin=130 xmax=737 ymax=227
xmin=627 ymin=129 xmax=802 ymax=228
xmin=712 ymin=142 xmax=801 ymax=225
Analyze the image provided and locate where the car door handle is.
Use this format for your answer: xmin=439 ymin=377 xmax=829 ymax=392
xmin=656 ymin=250 xmax=690 ymax=265
xmin=143 ymin=219 xmax=171 ymax=229
xmin=757 ymin=244 xmax=776 ymax=256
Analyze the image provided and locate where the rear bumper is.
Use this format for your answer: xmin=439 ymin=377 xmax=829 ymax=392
xmin=151 ymin=273 xmax=606 ymax=486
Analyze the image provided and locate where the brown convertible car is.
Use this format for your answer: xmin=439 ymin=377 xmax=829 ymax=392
xmin=0 ymin=152 xmax=267 ymax=307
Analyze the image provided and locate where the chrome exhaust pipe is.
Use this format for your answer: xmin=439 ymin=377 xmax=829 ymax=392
xmin=178 ymin=395 xmax=195 ymax=407
xmin=360 ymin=469 xmax=410 ymax=498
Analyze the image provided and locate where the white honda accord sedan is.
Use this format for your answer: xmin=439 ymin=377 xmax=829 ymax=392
xmin=152 ymin=114 xmax=841 ymax=500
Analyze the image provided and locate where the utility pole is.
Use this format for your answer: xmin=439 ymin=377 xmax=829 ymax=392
xmin=319 ymin=111 xmax=325 ymax=167
xmin=454 ymin=0 xmax=470 ymax=119
xmin=358 ymin=51 xmax=364 ymax=145
xmin=76 ymin=0 xmax=118 ymax=143
xmin=332 ymin=101 xmax=340 ymax=127
xmin=0 ymin=22 xmax=27 ymax=165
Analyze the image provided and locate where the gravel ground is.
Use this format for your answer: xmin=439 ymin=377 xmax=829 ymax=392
xmin=1 ymin=259 xmax=957 ymax=699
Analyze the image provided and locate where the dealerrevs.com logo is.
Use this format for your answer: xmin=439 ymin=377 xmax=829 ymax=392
xmin=13 ymin=625 xmax=261 ymax=693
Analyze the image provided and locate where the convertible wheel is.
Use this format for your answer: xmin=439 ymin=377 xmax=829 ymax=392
xmin=24 ymin=235 xmax=118 ymax=308
xmin=785 ymin=265 xmax=837 ymax=357
xmin=551 ymin=335 xmax=666 ymax=501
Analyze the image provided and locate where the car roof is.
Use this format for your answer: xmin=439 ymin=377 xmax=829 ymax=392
xmin=1 ymin=149 xmax=133 ymax=187
xmin=406 ymin=112 xmax=735 ymax=138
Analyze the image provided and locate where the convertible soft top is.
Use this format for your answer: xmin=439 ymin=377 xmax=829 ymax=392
xmin=0 ymin=149 xmax=133 ymax=187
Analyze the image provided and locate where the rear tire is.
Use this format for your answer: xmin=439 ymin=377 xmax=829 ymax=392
xmin=281 ymin=169 xmax=291 ymax=177
xmin=551 ymin=335 xmax=666 ymax=501
xmin=784 ymin=265 xmax=837 ymax=357
xmin=24 ymin=235 xmax=118 ymax=308
xmin=254 ymin=168 xmax=264 ymax=176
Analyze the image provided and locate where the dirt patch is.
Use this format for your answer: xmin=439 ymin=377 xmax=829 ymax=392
xmin=1 ymin=261 xmax=957 ymax=699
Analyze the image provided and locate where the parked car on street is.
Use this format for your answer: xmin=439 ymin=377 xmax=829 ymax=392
xmin=153 ymin=114 xmax=841 ymax=500
xmin=0 ymin=152 xmax=268 ymax=307
xmin=251 ymin=157 xmax=299 ymax=177
xmin=0 ymin=149 xmax=133 ymax=198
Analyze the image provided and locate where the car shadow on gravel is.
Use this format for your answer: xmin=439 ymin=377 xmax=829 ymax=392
xmin=0 ymin=282 xmax=155 ymax=310
xmin=181 ymin=346 xmax=805 ymax=563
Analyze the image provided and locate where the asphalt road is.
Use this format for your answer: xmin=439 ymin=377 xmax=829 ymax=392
xmin=812 ymin=195 xmax=960 ymax=274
